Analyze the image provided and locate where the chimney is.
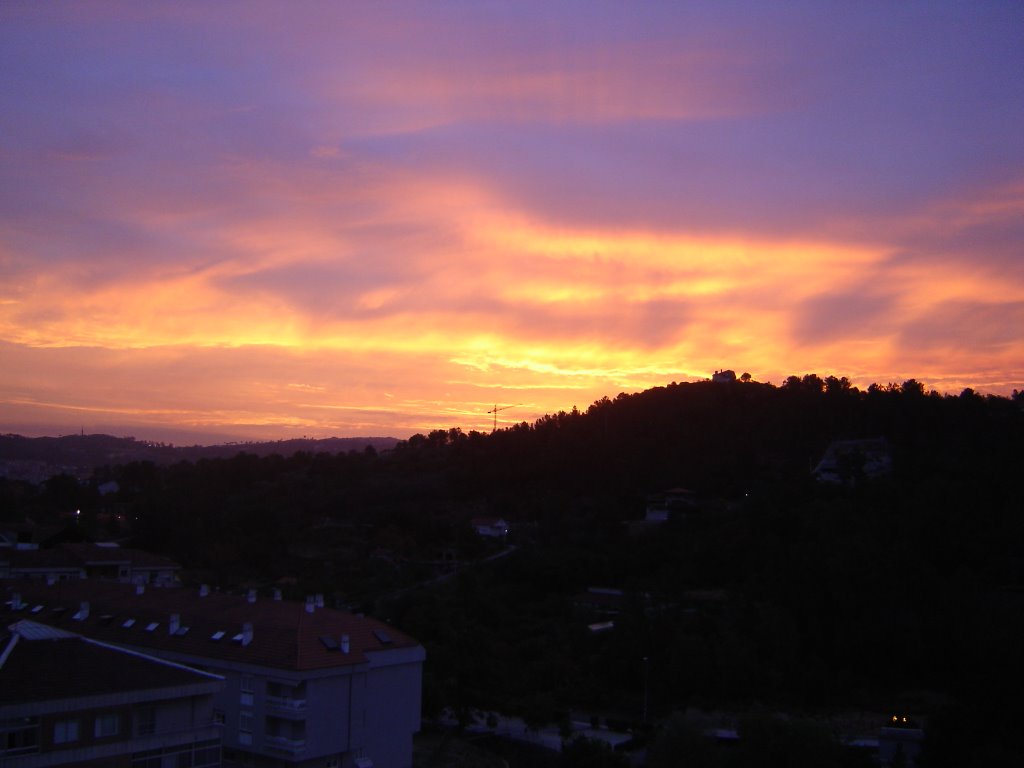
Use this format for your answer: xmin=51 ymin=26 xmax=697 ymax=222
xmin=341 ymin=634 xmax=350 ymax=654
xmin=169 ymin=613 xmax=180 ymax=634
xmin=315 ymin=593 xmax=325 ymax=609
xmin=305 ymin=596 xmax=315 ymax=614
xmin=73 ymin=601 xmax=90 ymax=621
xmin=199 ymin=584 xmax=210 ymax=597
xmin=135 ymin=584 xmax=145 ymax=596
xmin=247 ymin=588 xmax=257 ymax=604
xmin=241 ymin=622 xmax=253 ymax=647
xmin=273 ymin=588 xmax=282 ymax=601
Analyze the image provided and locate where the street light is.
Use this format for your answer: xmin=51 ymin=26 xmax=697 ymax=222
xmin=642 ymin=656 xmax=649 ymax=724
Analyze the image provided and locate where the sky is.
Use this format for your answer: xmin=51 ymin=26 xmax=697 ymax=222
xmin=2 ymin=1 xmax=1023 ymax=443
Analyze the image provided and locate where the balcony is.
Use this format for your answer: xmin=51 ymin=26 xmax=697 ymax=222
xmin=264 ymin=734 xmax=307 ymax=754
xmin=265 ymin=695 xmax=307 ymax=717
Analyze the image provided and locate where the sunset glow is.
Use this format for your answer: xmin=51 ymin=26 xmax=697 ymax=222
xmin=2 ymin=2 xmax=1022 ymax=442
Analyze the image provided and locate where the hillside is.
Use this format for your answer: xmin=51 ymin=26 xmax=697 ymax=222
xmin=0 ymin=433 xmax=400 ymax=483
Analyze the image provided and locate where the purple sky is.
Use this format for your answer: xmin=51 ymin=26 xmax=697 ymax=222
xmin=2 ymin=1 xmax=1022 ymax=442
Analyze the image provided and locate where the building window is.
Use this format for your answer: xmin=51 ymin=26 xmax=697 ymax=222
xmin=240 ymin=674 xmax=255 ymax=706
xmin=135 ymin=706 xmax=156 ymax=736
xmin=94 ymin=712 xmax=120 ymax=738
xmin=2 ymin=717 xmax=40 ymax=755
xmin=53 ymin=719 xmax=79 ymax=744
xmin=194 ymin=744 xmax=221 ymax=767
xmin=213 ymin=709 xmax=225 ymax=726
xmin=239 ymin=711 xmax=253 ymax=745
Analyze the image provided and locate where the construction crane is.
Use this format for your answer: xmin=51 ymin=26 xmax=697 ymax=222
xmin=487 ymin=403 xmax=520 ymax=433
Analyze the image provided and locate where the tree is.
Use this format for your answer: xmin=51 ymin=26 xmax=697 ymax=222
xmin=825 ymin=375 xmax=852 ymax=394
xmin=560 ymin=735 xmax=628 ymax=768
xmin=647 ymin=713 xmax=721 ymax=768
xmin=901 ymin=379 xmax=925 ymax=396
xmin=736 ymin=712 xmax=849 ymax=768
xmin=801 ymin=373 xmax=825 ymax=393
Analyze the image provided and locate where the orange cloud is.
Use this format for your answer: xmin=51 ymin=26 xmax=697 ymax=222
xmin=4 ymin=165 xmax=1021 ymax=442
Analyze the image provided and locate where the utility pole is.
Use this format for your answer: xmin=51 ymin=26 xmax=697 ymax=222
xmin=642 ymin=656 xmax=650 ymax=724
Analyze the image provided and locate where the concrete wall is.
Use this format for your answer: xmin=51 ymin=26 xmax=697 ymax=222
xmin=305 ymin=672 xmax=352 ymax=755
xmin=362 ymin=648 xmax=425 ymax=768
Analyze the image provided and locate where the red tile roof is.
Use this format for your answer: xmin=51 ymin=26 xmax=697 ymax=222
xmin=2 ymin=579 xmax=419 ymax=671
xmin=0 ymin=628 xmax=220 ymax=705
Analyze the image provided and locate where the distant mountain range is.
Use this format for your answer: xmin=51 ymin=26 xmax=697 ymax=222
xmin=0 ymin=433 xmax=401 ymax=483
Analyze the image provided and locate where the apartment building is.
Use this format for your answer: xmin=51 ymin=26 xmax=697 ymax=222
xmin=2 ymin=579 xmax=424 ymax=768
xmin=0 ymin=543 xmax=180 ymax=587
xmin=0 ymin=619 xmax=222 ymax=767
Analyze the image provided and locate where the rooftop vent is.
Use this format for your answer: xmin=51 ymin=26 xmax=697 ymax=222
xmin=72 ymin=602 xmax=90 ymax=621
xmin=145 ymin=622 xmax=159 ymax=633
xmin=31 ymin=605 xmax=43 ymax=614
xmin=199 ymin=584 xmax=210 ymax=598
xmin=247 ymin=588 xmax=257 ymax=604
xmin=9 ymin=593 xmax=23 ymax=611
xmin=320 ymin=635 xmax=339 ymax=651
xmin=315 ymin=593 xmax=325 ymax=608
xmin=122 ymin=618 xmax=136 ymax=628
xmin=169 ymin=613 xmax=180 ymax=635
xmin=241 ymin=622 xmax=253 ymax=647
xmin=373 ymin=628 xmax=393 ymax=645
xmin=305 ymin=596 xmax=315 ymax=614
xmin=210 ymin=630 xmax=226 ymax=641
xmin=341 ymin=634 xmax=350 ymax=654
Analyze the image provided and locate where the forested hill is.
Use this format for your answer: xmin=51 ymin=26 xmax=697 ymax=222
xmin=390 ymin=375 xmax=1024 ymax=503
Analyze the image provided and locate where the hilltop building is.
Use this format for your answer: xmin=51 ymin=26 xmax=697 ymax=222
xmin=470 ymin=517 xmax=509 ymax=538
xmin=3 ymin=579 xmax=425 ymax=768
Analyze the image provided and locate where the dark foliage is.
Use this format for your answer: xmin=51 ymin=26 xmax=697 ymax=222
xmin=5 ymin=377 xmax=1023 ymax=759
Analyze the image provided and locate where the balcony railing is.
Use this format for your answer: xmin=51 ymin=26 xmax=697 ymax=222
xmin=264 ymin=735 xmax=307 ymax=754
xmin=265 ymin=695 xmax=307 ymax=715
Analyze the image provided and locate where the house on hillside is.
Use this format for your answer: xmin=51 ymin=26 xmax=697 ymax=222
xmin=712 ymin=369 xmax=737 ymax=383
xmin=0 ymin=618 xmax=222 ymax=767
xmin=470 ymin=517 xmax=509 ymax=538
xmin=2 ymin=579 xmax=424 ymax=768
xmin=644 ymin=488 xmax=699 ymax=523
xmin=813 ymin=438 xmax=893 ymax=485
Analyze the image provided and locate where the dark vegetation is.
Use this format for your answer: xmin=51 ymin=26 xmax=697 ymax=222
xmin=3 ymin=376 xmax=1023 ymax=764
